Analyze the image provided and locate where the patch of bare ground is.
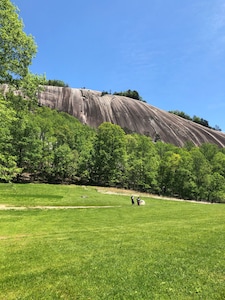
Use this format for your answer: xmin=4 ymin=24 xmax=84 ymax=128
xmin=0 ymin=187 xmax=213 ymax=211
xmin=96 ymin=187 xmax=212 ymax=204
xmin=0 ymin=234 xmax=29 ymax=240
xmin=0 ymin=204 xmax=121 ymax=210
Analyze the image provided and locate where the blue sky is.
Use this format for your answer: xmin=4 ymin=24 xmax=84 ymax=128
xmin=13 ymin=0 xmax=225 ymax=131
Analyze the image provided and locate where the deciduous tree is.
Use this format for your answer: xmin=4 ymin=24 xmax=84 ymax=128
xmin=0 ymin=95 xmax=21 ymax=181
xmin=0 ymin=0 xmax=37 ymax=83
xmin=125 ymin=134 xmax=159 ymax=192
xmin=91 ymin=122 xmax=126 ymax=186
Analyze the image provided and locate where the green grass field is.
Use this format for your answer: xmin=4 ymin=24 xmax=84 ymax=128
xmin=0 ymin=183 xmax=225 ymax=299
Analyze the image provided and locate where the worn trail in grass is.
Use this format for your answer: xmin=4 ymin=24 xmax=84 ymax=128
xmin=0 ymin=184 xmax=225 ymax=299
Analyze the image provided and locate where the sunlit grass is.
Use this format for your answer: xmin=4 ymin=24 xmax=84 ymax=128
xmin=0 ymin=183 xmax=225 ymax=299
xmin=0 ymin=183 xmax=123 ymax=207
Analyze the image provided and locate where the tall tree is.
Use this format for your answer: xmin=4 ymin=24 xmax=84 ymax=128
xmin=91 ymin=122 xmax=126 ymax=186
xmin=212 ymin=152 xmax=225 ymax=178
xmin=190 ymin=148 xmax=212 ymax=200
xmin=0 ymin=0 xmax=37 ymax=84
xmin=0 ymin=94 xmax=21 ymax=181
xmin=125 ymin=134 xmax=159 ymax=192
xmin=52 ymin=144 xmax=78 ymax=182
xmin=171 ymin=148 xmax=195 ymax=199
xmin=156 ymin=142 xmax=178 ymax=195
xmin=0 ymin=1 xmax=45 ymax=181
xmin=206 ymin=172 xmax=225 ymax=203
xmin=199 ymin=143 xmax=219 ymax=162
xmin=157 ymin=151 xmax=180 ymax=196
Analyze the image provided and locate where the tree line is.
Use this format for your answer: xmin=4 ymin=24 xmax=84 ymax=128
xmin=1 ymin=92 xmax=225 ymax=203
xmin=101 ymin=89 xmax=146 ymax=102
xmin=169 ymin=110 xmax=222 ymax=131
xmin=1 ymin=0 xmax=225 ymax=203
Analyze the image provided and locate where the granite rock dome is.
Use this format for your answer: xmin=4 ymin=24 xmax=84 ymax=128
xmin=38 ymin=86 xmax=225 ymax=147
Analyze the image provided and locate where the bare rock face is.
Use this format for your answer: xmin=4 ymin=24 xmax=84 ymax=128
xmin=38 ymin=86 xmax=225 ymax=147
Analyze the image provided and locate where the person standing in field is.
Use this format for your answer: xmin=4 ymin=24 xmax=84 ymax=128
xmin=137 ymin=197 xmax=140 ymax=206
xmin=131 ymin=195 xmax=135 ymax=205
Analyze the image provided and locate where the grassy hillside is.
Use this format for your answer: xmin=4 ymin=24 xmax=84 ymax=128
xmin=0 ymin=184 xmax=225 ymax=299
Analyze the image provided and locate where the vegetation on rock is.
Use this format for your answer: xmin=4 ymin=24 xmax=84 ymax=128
xmin=2 ymin=97 xmax=225 ymax=202
xmin=113 ymin=89 xmax=145 ymax=102
xmin=45 ymin=79 xmax=69 ymax=87
xmin=169 ymin=110 xmax=221 ymax=131
xmin=1 ymin=1 xmax=225 ymax=203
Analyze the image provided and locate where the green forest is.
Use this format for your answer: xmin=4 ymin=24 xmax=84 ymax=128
xmin=2 ymin=97 xmax=225 ymax=203
xmin=1 ymin=0 xmax=225 ymax=203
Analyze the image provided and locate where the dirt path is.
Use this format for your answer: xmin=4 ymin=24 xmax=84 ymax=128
xmin=0 ymin=204 xmax=121 ymax=210
xmin=97 ymin=187 xmax=212 ymax=204
xmin=0 ymin=187 xmax=213 ymax=211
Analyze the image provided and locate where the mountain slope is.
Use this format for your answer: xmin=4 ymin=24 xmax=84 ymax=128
xmin=39 ymin=86 xmax=225 ymax=147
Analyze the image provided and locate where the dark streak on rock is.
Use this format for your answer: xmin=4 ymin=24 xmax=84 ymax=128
xmin=38 ymin=86 xmax=225 ymax=147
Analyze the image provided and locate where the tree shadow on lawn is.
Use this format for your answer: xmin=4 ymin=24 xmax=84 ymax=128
xmin=4 ymin=194 xmax=63 ymax=199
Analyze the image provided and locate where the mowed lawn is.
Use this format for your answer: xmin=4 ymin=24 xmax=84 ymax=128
xmin=0 ymin=184 xmax=225 ymax=299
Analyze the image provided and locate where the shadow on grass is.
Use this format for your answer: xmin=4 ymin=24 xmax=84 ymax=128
xmin=4 ymin=194 xmax=63 ymax=199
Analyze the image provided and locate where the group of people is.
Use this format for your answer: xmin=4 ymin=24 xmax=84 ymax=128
xmin=131 ymin=195 xmax=142 ymax=206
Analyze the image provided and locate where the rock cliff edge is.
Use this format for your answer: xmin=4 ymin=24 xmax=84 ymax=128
xmin=38 ymin=86 xmax=225 ymax=147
